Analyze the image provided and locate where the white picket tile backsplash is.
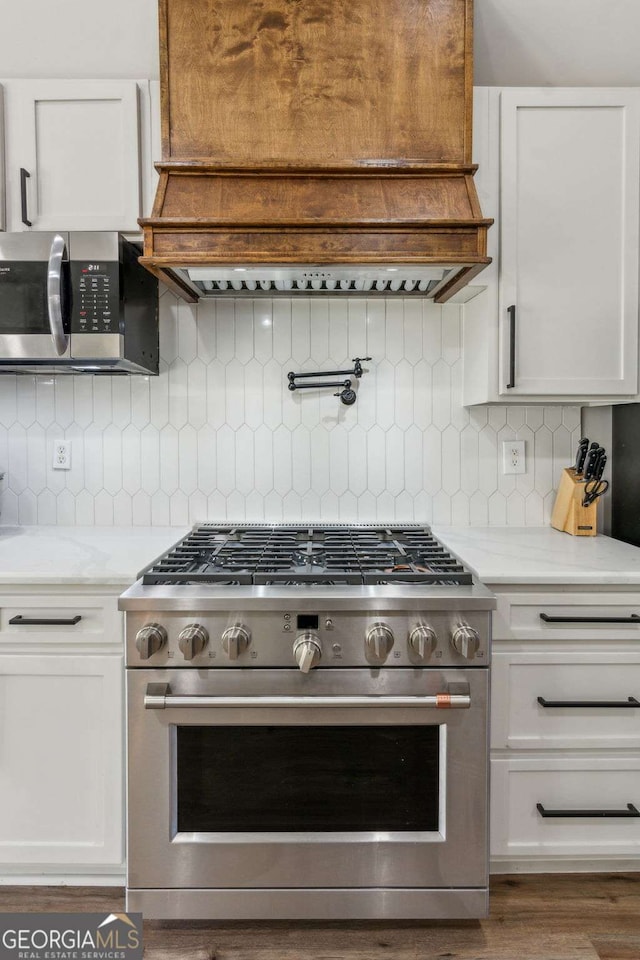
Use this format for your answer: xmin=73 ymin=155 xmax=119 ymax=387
xmin=0 ymin=295 xmax=581 ymax=526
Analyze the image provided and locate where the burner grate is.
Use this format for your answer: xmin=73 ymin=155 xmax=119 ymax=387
xmin=139 ymin=524 xmax=473 ymax=586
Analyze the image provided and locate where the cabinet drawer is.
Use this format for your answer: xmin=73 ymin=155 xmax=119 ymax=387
xmin=0 ymin=595 xmax=122 ymax=646
xmin=493 ymin=592 xmax=640 ymax=641
xmin=491 ymin=650 xmax=640 ymax=749
xmin=491 ymin=757 xmax=640 ymax=858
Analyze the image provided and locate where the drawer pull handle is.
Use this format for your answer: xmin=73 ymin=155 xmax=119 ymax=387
xmin=537 ymin=803 xmax=640 ymax=819
xmin=9 ymin=615 xmax=82 ymax=626
xmin=538 ymin=696 xmax=640 ymax=709
xmin=540 ymin=613 xmax=640 ymax=624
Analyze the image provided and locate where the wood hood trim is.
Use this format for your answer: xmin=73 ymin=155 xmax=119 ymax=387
xmin=143 ymin=0 xmax=492 ymax=302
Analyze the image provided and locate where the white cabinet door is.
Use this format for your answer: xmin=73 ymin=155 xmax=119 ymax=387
xmin=4 ymin=80 xmax=141 ymax=232
xmin=499 ymin=88 xmax=640 ymax=396
xmin=0 ymin=654 xmax=123 ymax=868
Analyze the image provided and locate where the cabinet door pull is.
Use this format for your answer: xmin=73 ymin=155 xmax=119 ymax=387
xmin=9 ymin=614 xmax=82 ymax=626
xmin=506 ymin=304 xmax=516 ymax=389
xmin=540 ymin=613 xmax=640 ymax=624
xmin=20 ymin=168 xmax=32 ymax=227
xmin=538 ymin=696 xmax=640 ymax=709
xmin=537 ymin=803 xmax=640 ymax=819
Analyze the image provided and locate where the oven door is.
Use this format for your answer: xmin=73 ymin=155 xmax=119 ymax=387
xmin=127 ymin=668 xmax=488 ymax=890
xmin=0 ymin=232 xmax=71 ymax=363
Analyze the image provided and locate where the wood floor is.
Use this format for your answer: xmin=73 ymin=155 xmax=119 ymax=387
xmin=0 ymin=875 xmax=638 ymax=960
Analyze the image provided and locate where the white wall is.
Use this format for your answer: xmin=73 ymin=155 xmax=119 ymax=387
xmin=2 ymin=0 xmax=640 ymax=87
xmin=0 ymin=0 xmax=606 ymax=528
xmin=474 ymin=0 xmax=640 ymax=86
xmin=0 ymin=0 xmax=159 ymax=80
xmin=0 ymin=296 xmax=580 ymax=527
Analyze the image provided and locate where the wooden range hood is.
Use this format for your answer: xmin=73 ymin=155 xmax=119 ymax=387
xmin=140 ymin=0 xmax=492 ymax=302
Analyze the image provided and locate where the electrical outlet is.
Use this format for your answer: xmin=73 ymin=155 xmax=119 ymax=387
xmin=53 ymin=439 xmax=71 ymax=471
xmin=502 ymin=440 xmax=525 ymax=475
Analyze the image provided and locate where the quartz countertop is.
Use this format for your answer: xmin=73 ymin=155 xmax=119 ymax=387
xmin=432 ymin=526 xmax=640 ymax=585
xmin=2 ymin=523 xmax=640 ymax=589
xmin=0 ymin=526 xmax=189 ymax=585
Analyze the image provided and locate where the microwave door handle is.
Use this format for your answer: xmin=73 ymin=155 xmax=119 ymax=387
xmin=47 ymin=234 xmax=69 ymax=356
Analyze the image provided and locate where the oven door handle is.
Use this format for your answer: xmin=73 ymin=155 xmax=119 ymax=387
xmin=143 ymin=683 xmax=471 ymax=711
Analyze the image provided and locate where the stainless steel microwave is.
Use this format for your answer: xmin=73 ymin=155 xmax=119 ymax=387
xmin=0 ymin=232 xmax=159 ymax=374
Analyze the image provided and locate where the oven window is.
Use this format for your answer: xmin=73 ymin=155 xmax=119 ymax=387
xmin=176 ymin=725 xmax=440 ymax=832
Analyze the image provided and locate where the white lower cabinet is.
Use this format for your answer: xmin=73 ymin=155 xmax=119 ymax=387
xmin=490 ymin=586 xmax=640 ymax=871
xmin=0 ymin=589 xmax=124 ymax=879
xmin=491 ymin=757 xmax=640 ymax=859
xmin=491 ymin=649 xmax=640 ymax=750
xmin=0 ymin=654 xmax=123 ymax=869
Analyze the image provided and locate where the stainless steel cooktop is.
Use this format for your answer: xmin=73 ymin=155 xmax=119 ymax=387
xmin=138 ymin=523 xmax=474 ymax=586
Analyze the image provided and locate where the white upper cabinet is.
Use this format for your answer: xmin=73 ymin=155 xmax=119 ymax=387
xmin=500 ymin=89 xmax=640 ymax=396
xmin=1 ymin=80 xmax=142 ymax=232
xmin=142 ymin=81 xmax=161 ymax=220
xmin=464 ymin=88 xmax=640 ymax=404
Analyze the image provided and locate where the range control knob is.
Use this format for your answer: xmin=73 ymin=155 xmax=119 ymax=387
xmin=221 ymin=625 xmax=251 ymax=660
xmin=451 ymin=625 xmax=480 ymax=660
xmin=178 ymin=623 xmax=209 ymax=660
xmin=365 ymin=622 xmax=394 ymax=664
xmin=408 ymin=625 xmax=438 ymax=662
xmin=135 ymin=622 xmax=167 ymax=660
xmin=293 ymin=633 xmax=322 ymax=673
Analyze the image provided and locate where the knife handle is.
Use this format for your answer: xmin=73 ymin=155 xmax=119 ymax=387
xmin=594 ymin=453 xmax=607 ymax=483
xmin=574 ymin=438 xmax=589 ymax=474
xmin=583 ymin=446 xmax=601 ymax=481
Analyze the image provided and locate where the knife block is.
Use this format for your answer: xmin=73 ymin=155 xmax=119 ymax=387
xmin=550 ymin=468 xmax=598 ymax=536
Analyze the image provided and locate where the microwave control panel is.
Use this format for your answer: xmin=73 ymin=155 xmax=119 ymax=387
xmin=71 ymin=262 xmax=120 ymax=334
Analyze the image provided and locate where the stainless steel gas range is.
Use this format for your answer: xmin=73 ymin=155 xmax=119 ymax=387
xmin=120 ymin=524 xmax=495 ymax=921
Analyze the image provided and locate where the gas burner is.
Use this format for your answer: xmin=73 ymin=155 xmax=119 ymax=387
xmin=139 ymin=525 xmax=473 ymax=586
xmin=292 ymin=545 xmax=326 ymax=566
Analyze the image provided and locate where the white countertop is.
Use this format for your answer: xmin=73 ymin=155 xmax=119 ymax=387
xmin=433 ymin=526 xmax=640 ymax=585
xmin=1 ymin=523 xmax=640 ymax=588
xmin=0 ymin=526 xmax=189 ymax=585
